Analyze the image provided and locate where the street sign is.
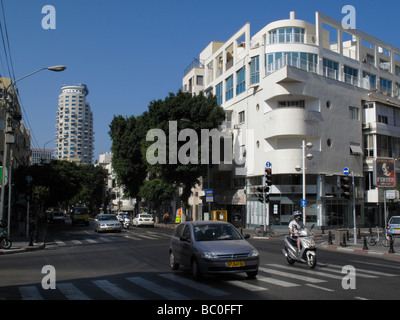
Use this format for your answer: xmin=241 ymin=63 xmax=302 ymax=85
xmin=301 ymin=199 xmax=306 ymax=207
xmin=343 ymin=167 xmax=350 ymax=176
xmin=205 ymin=189 xmax=213 ymax=202
xmin=266 ymin=161 xmax=271 ymax=168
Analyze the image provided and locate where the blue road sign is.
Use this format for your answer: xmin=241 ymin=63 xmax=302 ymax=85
xmin=266 ymin=161 xmax=272 ymax=168
xmin=343 ymin=167 xmax=350 ymax=176
xmin=301 ymin=199 xmax=306 ymax=207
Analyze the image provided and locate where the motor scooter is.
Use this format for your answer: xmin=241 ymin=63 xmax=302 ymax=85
xmin=122 ymin=216 xmax=130 ymax=229
xmin=282 ymin=224 xmax=316 ymax=268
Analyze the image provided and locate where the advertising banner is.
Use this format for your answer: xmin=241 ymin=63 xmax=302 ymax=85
xmin=375 ymin=158 xmax=396 ymax=187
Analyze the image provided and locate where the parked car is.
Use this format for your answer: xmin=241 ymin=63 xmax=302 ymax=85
xmin=387 ymin=216 xmax=400 ymax=237
xmin=133 ymin=214 xmax=154 ymax=227
xmin=169 ymin=221 xmax=259 ymax=279
xmin=94 ymin=214 xmax=122 ymax=233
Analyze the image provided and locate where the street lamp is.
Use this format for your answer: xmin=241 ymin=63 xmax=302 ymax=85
xmin=0 ymin=65 xmax=67 ymax=224
xmin=295 ymin=141 xmax=313 ymax=225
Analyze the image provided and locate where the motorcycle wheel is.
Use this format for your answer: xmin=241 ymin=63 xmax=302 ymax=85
xmin=307 ymin=254 xmax=317 ymax=269
xmin=0 ymin=238 xmax=11 ymax=249
xmin=284 ymin=249 xmax=295 ymax=265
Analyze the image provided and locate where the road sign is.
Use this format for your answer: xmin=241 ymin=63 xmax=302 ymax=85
xmin=301 ymin=199 xmax=306 ymax=207
xmin=205 ymin=189 xmax=213 ymax=202
xmin=266 ymin=161 xmax=271 ymax=168
xmin=343 ymin=167 xmax=350 ymax=176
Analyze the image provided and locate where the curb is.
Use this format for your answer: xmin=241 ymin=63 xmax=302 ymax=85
xmin=0 ymin=243 xmax=46 ymax=255
xmin=318 ymin=243 xmax=400 ymax=259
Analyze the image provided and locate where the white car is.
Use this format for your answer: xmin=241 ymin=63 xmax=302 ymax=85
xmin=94 ymin=214 xmax=122 ymax=233
xmin=133 ymin=214 xmax=154 ymax=227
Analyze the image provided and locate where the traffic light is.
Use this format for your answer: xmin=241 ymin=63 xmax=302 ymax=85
xmin=340 ymin=176 xmax=351 ymax=199
xmin=257 ymin=187 xmax=264 ymax=203
xmin=265 ymin=168 xmax=272 ymax=186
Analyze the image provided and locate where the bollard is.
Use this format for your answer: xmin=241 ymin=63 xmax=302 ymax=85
xmin=321 ymin=226 xmax=325 ymax=235
xmin=363 ymin=235 xmax=368 ymax=250
xmin=388 ymin=236 xmax=395 ymax=254
xmin=328 ymin=231 xmax=333 ymax=245
xmin=341 ymin=233 xmax=347 ymax=247
xmin=357 ymin=228 xmax=361 ymax=240
xmin=346 ymin=229 xmax=350 ymax=241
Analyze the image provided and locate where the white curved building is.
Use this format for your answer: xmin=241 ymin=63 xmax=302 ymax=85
xmin=55 ymin=84 xmax=94 ymax=164
xmin=182 ymin=11 xmax=400 ymax=228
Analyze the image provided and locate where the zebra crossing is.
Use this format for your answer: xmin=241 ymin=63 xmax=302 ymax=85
xmin=16 ymin=260 xmax=398 ymax=300
xmin=46 ymin=230 xmax=172 ymax=247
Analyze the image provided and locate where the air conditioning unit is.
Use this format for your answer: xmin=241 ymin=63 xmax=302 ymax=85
xmin=362 ymin=123 xmax=370 ymax=129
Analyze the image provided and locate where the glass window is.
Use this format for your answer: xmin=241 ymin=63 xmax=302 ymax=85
xmin=251 ymin=56 xmax=260 ymax=84
xmin=323 ymin=58 xmax=339 ymax=80
xmin=225 ymin=76 xmax=233 ymax=101
xmin=236 ymin=67 xmax=246 ymax=95
xmin=216 ymin=82 xmax=223 ymax=105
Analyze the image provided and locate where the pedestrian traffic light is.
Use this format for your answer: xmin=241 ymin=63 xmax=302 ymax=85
xmin=340 ymin=176 xmax=351 ymax=199
xmin=265 ymin=167 xmax=272 ymax=186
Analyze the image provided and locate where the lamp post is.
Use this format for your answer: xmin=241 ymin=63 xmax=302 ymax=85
xmin=295 ymin=140 xmax=313 ymax=225
xmin=0 ymin=65 xmax=67 ymax=224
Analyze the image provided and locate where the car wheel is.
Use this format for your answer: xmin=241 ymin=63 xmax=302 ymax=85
xmin=191 ymin=258 xmax=202 ymax=280
xmin=246 ymin=269 xmax=258 ymax=279
xmin=169 ymin=251 xmax=179 ymax=270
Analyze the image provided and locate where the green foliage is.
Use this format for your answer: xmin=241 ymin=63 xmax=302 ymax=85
xmin=109 ymin=90 xmax=225 ymax=205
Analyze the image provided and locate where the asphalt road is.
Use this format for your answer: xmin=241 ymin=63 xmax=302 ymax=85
xmin=0 ymin=220 xmax=399 ymax=305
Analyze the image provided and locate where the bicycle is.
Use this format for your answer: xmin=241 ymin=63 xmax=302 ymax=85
xmin=368 ymin=226 xmax=394 ymax=247
xmin=0 ymin=226 xmax=12 ymax=249
xmin=254 ymin=225 xmax=278 ymax=237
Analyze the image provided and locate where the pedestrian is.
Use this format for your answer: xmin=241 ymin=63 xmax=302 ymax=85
xmin=163 ymin=212 xmax=169 ymax=225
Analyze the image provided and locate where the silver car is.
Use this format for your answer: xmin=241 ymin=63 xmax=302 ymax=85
xmin=94 ymin=214 xmax=122 ymax=233
xmin=387 ymin=216 xmax=400 ymax=237
xmin=169 ymin=221 xmax=259 ymax=279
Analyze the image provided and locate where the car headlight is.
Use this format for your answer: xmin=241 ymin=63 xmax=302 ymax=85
xmin=248 ymin=249 xmax=259 ymax=257
xmin=202 ymin=252 xmax=218 ymax=260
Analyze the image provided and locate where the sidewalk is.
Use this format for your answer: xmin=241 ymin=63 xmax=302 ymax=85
xmin=0 ymin=234 xmax=45 ymax=255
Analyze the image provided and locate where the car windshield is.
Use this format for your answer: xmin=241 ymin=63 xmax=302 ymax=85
xmin=390 ymin=217 xmax=400 ymax=224
xmin=73 ymin=208 xmax=87 ymax=215
xmin=194 ymin=224 xmax=242 ymax=241
xmin=98 ymin=215 xmax=117 ymax=221
xmin=139 ymin=214 xmax=152 ymax=219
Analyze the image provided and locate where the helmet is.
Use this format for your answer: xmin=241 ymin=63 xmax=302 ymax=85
xmin=293 ymin=210 xmax=302 ymax=221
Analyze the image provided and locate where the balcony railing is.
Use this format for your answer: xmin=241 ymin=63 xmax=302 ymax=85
xmin=184 ymin=59 xmax=204 ymax=76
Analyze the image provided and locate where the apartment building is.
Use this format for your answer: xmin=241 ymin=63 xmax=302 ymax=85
xmin=182 ymin=11 xmax=400 ymax=228
xmin=55 ymin=84 xmax=94 ymax=164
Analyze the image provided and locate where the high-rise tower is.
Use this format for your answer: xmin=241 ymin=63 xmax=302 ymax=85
xmin=55 ymin=84 xmax=94 ymax=164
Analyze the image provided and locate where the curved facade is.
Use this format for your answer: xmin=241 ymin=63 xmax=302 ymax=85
xmin=55 ymin=84 xmax=94 ymax=164
xmin=182 ymin=11 xmax=400 ymax=228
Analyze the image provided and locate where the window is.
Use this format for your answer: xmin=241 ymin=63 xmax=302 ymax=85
xmin=251 ymin=56 xmax=259 ymax=84
xmin=380 ymin=77 xmax=392 ymax=94
xmin=362 ymin=72 xmax=376 ymax=90
xmin=344 ymin=65 xmax=358 ymax=85
xmin=323 ymin=58 xmax=339 ymax=80
xmin=364 ymin=134 xmax=374 ymax=157
xmin=225 ymin=76 xmax=233 ymax=101
xmin=236 ymin=67 xmax=246 ymax=95
xmin=196 ymin=75 xmax=203 ymax=85
xmin=349 ymin=106 xmax=359 ymax=120
xmin=238 ymin=111 xmax=245 ymax=123
xmin=216 ymin=82 xmax=223 ymax=105
xmin=278 ymin=100 xmax=305 ymax=108
xmin=270 ymin=28 xmax=305 ymax=44
xmin=378 ymin=114 xmax=388 ymax=124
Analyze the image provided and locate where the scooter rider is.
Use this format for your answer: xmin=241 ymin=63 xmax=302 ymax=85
xmin=288 ymin=211 xmax=307 ymax=254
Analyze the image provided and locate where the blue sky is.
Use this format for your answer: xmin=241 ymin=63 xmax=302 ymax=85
xmin=2 ymin=0 xmax=400 ymax=161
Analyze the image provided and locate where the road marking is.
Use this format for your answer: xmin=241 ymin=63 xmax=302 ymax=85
xmin=19 ymin=286 xmax=43 ymax=300
xmin=98 ymin=237 xmax=113 ymax=242
xmin=71 ymin=240 xmax=82 ymax=245
xmin=54 ymin=240 xmax=66 ymax=246
xmin=127 ymin=276 xmax=189 ymax=300
xmin=326 ymin=263 xmax=397 ymax=277
xmin=224 ymin=280 xmax=268 ymax=292
xmin=259 ymin=267 xmax=327 ymax=283
xmin=92 ymin=279 xmax=142 ymax=300
xmin=355 ymin=296 xmax=369 ymax=300
xmin=306 ymin=284 xmax=335 ymax=292
xmin=57 ymin=283 xmax=92 ymax=300
xmin=256 ymin=275 xmax=300 ymax=287
xmin=317 ymin=266 xmax=377 ymax=278
xmin=160 ymin=273 xmax=229 ymax=296
xmin=124 ymin=235 xmax=142 ymax=241
xmin=135 ymin=234 xmax=154 ymax=240
xmin=84 ymin=238 xmax=98 ymax=244
xmin=265 ymin=264 xmax=343 ymax=280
